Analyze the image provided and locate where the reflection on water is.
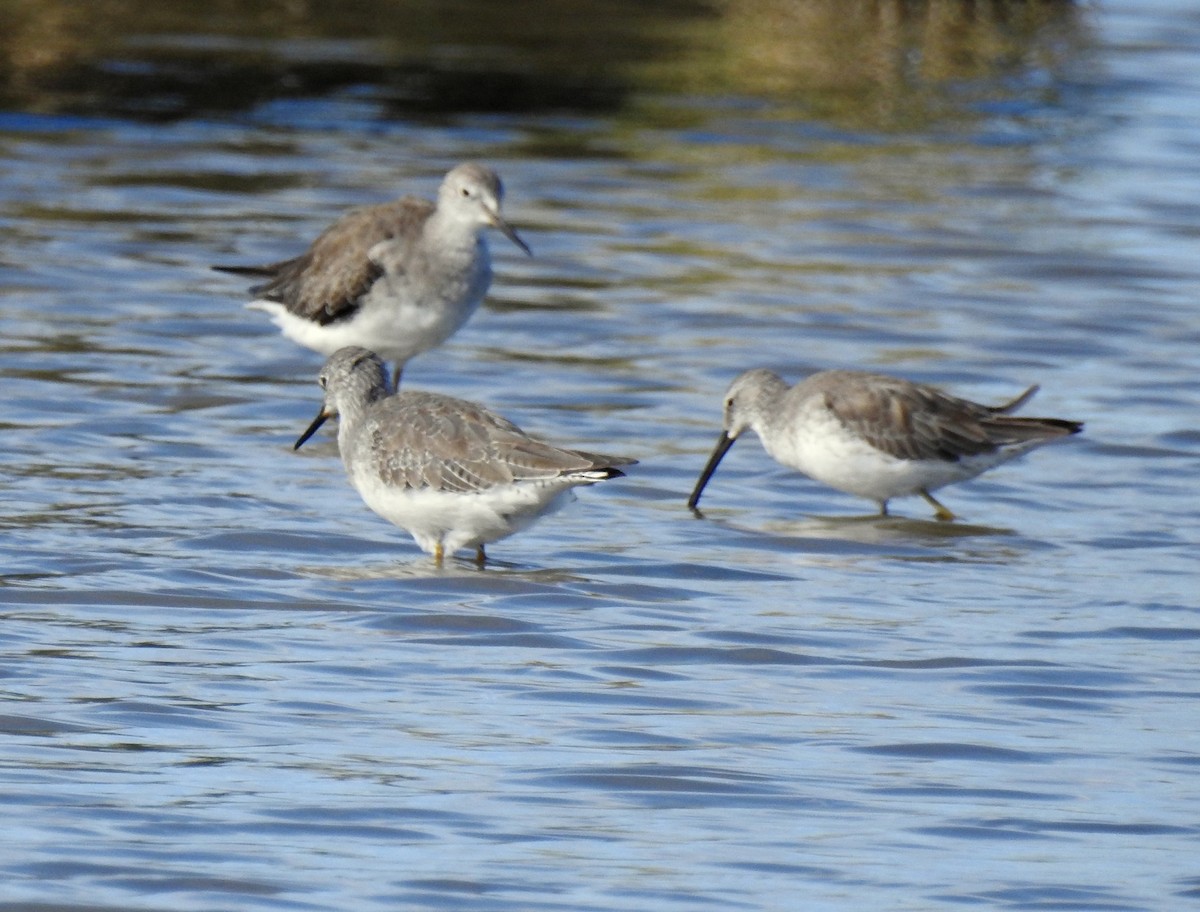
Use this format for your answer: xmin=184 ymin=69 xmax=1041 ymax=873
xmin=759 ymin=512 xmax=1020 ymax=545
xmin=682 ymin=509 xmax=1034 ymax=572
xmin=3 ymin=1 xmax=1200 ymax=911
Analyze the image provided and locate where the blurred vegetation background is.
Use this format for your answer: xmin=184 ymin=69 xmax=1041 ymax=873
xmin=0 ymin=0 xmax=1088 ymax=128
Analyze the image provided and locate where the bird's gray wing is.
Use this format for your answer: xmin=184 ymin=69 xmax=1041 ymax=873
xmin=240 ymin=197 xmax=434 ymax=324
xmin=823 ymin=376 xmax=1001 ymax=463
xmin=369 ymin=394 xmax=634 ymax=494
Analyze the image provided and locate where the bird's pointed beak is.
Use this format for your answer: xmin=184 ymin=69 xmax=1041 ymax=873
xmin=487 ymin=208 xmax=532 ymax=256
xmin=687 ymin=431 xmax=737 ymax=510
xmin=294 ymin=407 xmax=332 ymax=450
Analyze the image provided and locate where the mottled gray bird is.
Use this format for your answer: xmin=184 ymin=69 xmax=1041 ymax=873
xmin=295 ymin=347 xmax=635 ymax=564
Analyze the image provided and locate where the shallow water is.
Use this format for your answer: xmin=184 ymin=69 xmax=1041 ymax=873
xmin=2 ymin=1 xmax=1200 ymax=910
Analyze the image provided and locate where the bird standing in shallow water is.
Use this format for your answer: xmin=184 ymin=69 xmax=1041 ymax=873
xmin=295 ymin=347 xmax=635 ymax=565
xmin=215 ymin=163 xmax=530 ymax=387
xmin=688 ymin=368 xmax=1082 ymax=521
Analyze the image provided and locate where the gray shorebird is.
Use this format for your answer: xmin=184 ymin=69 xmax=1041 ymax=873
xmin=688 ymin=368 xmax=1082 ymax=521
xmin=294 ymin=347 xmax=635 ymax=565
xmin=215 ymin=163 xmax=530 ymax=386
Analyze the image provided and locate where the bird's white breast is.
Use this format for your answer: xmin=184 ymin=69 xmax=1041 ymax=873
xmin=345 ymin=460 xmax=576 ymax=556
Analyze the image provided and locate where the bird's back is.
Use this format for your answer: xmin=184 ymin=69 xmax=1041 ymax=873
xmin=245 ymin=197 xmax=435 ymax=324
xmin=795 ymin=370 xmax=1080 ymax=464
xmin=347 ymin=391 xmax=634 ymax=495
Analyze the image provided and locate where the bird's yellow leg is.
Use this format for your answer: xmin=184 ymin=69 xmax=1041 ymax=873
xmin=920 ymin=489 xmax=957 ymax=522
xmin=474 ymin=545 xmax=487 ymax=566
xmin=433 ymin=542 xmax=445 ymax=565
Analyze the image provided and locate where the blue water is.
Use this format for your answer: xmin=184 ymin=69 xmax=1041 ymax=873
xmin=2 ymin=2 xmax=1199 ymax=910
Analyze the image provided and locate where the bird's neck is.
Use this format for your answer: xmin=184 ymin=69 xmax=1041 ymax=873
xmin=335 ymin=386 xmax=384 ymax=443
xmin=425 ymin=209 xmax=484 ymax=252
xmin=753 ymin=374 xmax=789 ymax=436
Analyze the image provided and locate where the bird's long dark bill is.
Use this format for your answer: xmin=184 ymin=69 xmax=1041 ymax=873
xmin=294 ymin=409 xmax=330 ymax=450
xmin=494 ymin=215 xmax=532 ymax=256
xmin=687 ymin=432 xmax=736 ymax=509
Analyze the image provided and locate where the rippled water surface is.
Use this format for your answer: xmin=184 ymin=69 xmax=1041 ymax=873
xmin=2 ymin=1 xmax=1199 ymax=910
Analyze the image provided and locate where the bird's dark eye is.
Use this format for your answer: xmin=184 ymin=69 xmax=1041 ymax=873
xmin=460 ymin=186 xmax=470 ymax=197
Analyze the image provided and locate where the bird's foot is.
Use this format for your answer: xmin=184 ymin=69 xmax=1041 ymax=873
xmin=920 ymin=490 xmax=957 ymax=522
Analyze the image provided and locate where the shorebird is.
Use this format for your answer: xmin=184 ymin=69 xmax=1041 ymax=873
xmin=215 ymin=163 xmax=530 ymax=386
xmin=294 ymin=347 xmax=635 ymax=565
xmin=687 ymin=368 xmax=1082 ymax=521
